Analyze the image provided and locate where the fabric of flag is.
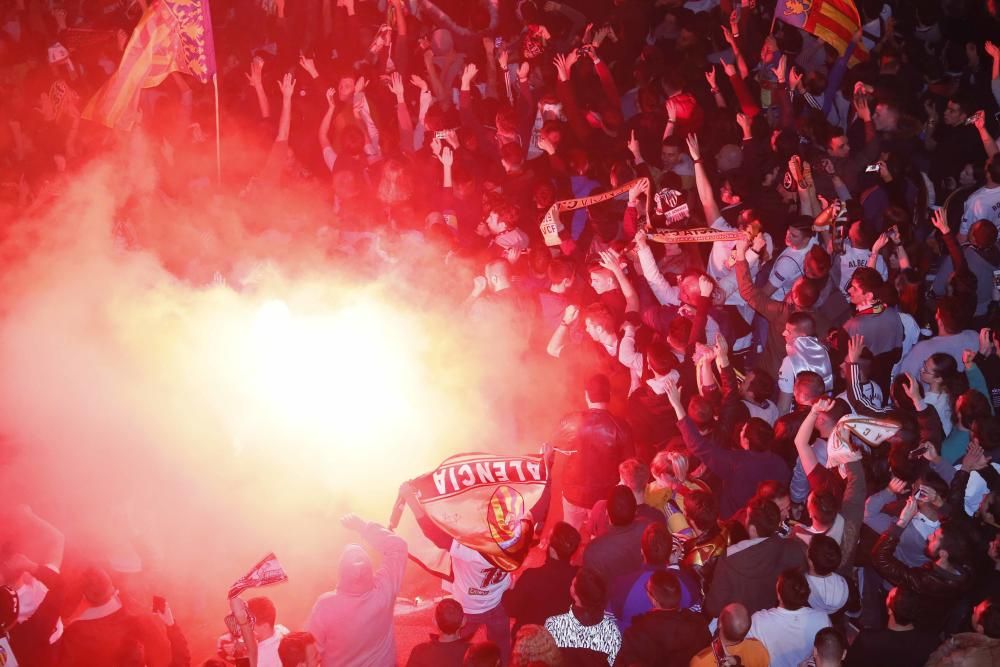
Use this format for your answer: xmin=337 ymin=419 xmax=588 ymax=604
xmin=826 ymin=415 xmax=900 ymax=468
xmin=82 ymin=0 xmax=216 ymax=130
xmin=774 ymin=0 xmax=868 ymax=66
xmin=393 ymin=453 xmax=551 ymax=578
xmin=227 ymin=553 xmax=289 ymax=599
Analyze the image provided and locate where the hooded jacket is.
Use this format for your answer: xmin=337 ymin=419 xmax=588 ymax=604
xmin=614 ymin=608 xmax=711 ymax=667
xmin=704 ymin=535 xmax=808 ymax=618
xmin=306 ymin=522 xmax=407 ymax=667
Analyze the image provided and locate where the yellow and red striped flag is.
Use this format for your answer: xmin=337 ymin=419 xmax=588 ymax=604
xmin=775 ymin=0 xmax=868 ymax=66
xmin=83 ymin=0 xmax=216 ymax=130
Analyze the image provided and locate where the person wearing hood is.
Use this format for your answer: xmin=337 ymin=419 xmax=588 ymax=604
xmin=305 ymin=514 xmax=407 ymax=667
xmin=776 ymin=312 xmax=833 ymax=414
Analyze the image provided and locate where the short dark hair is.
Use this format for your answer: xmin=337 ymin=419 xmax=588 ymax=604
xmin=808 ymin=534 xmax=842 ymax=576
xmin=743 ymin=418 xmax=774 ymax=453
xmin=247 ymin=597 xmax=276 ymax=628
xmin=973 ymin=416 xmax=1000 ymax=451
xmin=278 ymin=631 xmax=316 ymax=667
xmin=888 ymin=587 xmax=921 ymax=626
xmin=938 ymin=524 xmax=971 ymax=566
xmin=435 ymin=598 xmax=464 ymax=634
xmin=583 ymin=303 xmax=616 ymax=334
xmin=687 ymin=395 xmax=715 ymax=430
xmin=684 ymin=490 xmax=719 ymax=532
xmin=745 ymin=370 xmax=775 ymax=403
xmin=464 ymin=641 xmax=502 ymax=667
xmin=585 ymin=373 xmax=611 ymax=403
xmin=777 ymin=569 xmax=811 ymax=610
xmin=549 ymin=522 xmax=581 ymax=561
xmin=936 ymin=296 xmax=968 ymax=334
xmin=607 ymin=485 xmax=637 ymax=526
xmin=787 ymin=311 xmax=816 ymax=336
xmin=977 ymin=599 xmax=1000 ymax=638
xmin=641 ymin=522 xmax=673 ymax=565
xmin=813 ymin=627 xmax=847 ymax=661
xmin=573 ymin=568 xmax=608 ymax=609
xmin=809 ymin=490 xmax=840 ymax=526
xmin=646 ymin=341 xmax=678 ymax=376
xmin=547 ymin=257 xmax=575 ymax=285
xmin=794 ymin=371 xmax=826 ymax=403
xmin=754 ymin=480 xmax=789 ymax=503
xmin=646 ymin=570 xmax=681 ymax=610
xmin=746 ymin=498 xmax=781 ymax=537
xmin=850 ymin=266 xmax=884 ymax=297
xmin=667 ymin=317 xmax=693 ymax=346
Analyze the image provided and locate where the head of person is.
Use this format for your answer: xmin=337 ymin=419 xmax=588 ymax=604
xmin=338 ymin=542 xmax=375 ymax=595
xmin=687 ymin=395 xmax=716 ymax=433
xmin=278 ymin=632 xmax=319 ymax=667
xmin=973 ymin=599 xmax=1000 ymax=638
xmin=804 ymin=246 xmax=832 ymax=281
xmin=484 ymin=259 xmax=512 ymax=292
xmin=684 ymin=489 xmax=719 ymax=534
xmin=812 ymin=627 xmax=848 ymax=667
xmin=814 ymin=399 xmax=850 ymax=439
xmin=969 ymin=219 xmax=999 ymax=251
xmin=511 ymin=625 xmax=562 ymax=667
xmin=957 ymin=390 xmax=992 ymax=432
xmin=782 ymin=312 xmax=817 ymax=355
xmin=666 ymin=317 xmax=693 ymax=352
xmin=81 ymin=566 xmax=115 ymax=607
xmin=807 ymin=490 xmax=839 ymax=531
xmin=943 ymin=94 xmax=973 ymax=127
xmin=886 ymin=586 xmax=921 ymax=627
xmin=651 ymin=450 xmax=687 ymax=488
xmin=718 ymin=603 xmax=752 ymax=644
xmin=873 ymin=100 xmax=900 ymax=132
xmin=740 ymin=418 xmax=774 ymax=453
xmin=481 ymin=200 xmax=518 ymax=237
xmin=793 ymin=371 xmax=826 ymax=408
xmin=335 ymin=70 xmax=356 ymax=101
xmin=973 ymin=416 xmax=1000 ymax=455
xmin=741 ymin=369 xmax=776 ymax=405
xmin=776 ymin=569 xmax=811 ymax=611
xmin=247 ymin=597 xmax=277 ymax=641
xmin=646 ymin=341 xmax=678 ymax=380
xmin=464 ymin=641 xmax=502 ymax=667
xmin=619 ymin=458 xmax=651 ymax=495
xmin=645 ymin=569 xmax=681 ymax=611
xmin=433 ymin=598 xmax=464 ymax=636
xmin=660 ymin=135 xmax=685 ymax=170
xmin=585 ymin=373 xmax=611 ymax=407
xmin=582 ymin=303 xmax=617 ymax=343
xmin=641 ymin=522 xmax=673 ymax=566
xmin=607 ymin=485 xmax=637 ymax=527
xmin=919 ymin=353 xmax=966 ymax=400
xmin=927 ymin=523 xmax=970 ymax=566
xmin=500 ymin=142 xmax=526 ymax=174
xmin=785 ymin=216 xmax=814 ymax=250
xmin=547 ymin=257 xmax=575 ymax=292
xmin=808 ymin=534 xmax=842 ymax=576
xmin=570 ymin=568 xmax=607 ymax=612
xmin=827 ymin=129 xmax=850 ymax=159
xmin=588 ymin=264 xmax=617 ymax=295
xmin=548 ymin=521 xmax=581 ymax=562
xmin=847 ymin=220 xmax=874 ymax=250
xmin=754 ymin=481 xmax=792 ymax=521
xmin=847 ymin=267 xmax=883 ymax=307
xmin=935 ymin=296 xmax=969 ymax=336
xmin=746 ymin=497 xmax=781 ymax=538
xmin=988 ymin=155 xmax=1000 ymax=186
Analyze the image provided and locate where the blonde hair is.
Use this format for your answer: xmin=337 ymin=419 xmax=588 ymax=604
xmin=511 ymin=625 xmax=563 ymax=667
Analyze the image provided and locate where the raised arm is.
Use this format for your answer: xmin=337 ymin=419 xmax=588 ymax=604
xmin=276 ymin=73 xmax=295 ymax=142
xmin=245 ymin=56 xmax=270 ymax=120
xmin=794 ymin=398 xmax=836 ymax=476
xmin=547 ymin=304 xmax=578 ymax=358
xmin=318 ymin=87 xmax=337 ymax=168
xmin=386 ymin=72 xmax=414 ymax=155
xmin=687 ymin=133 xmax=720 ymax=223
xmin=600 ymin=249 xmax=639 ymax=314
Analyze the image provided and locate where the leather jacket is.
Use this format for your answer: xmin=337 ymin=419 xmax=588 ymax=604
xmin=872 ymin=523 xmax=973 ymax=600
xmin=555 ymin=408 xmax=632 ymax=508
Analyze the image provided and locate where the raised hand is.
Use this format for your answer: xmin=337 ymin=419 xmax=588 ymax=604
xmin=846 ymin=333 xmax=865 ymax=363
xmin=498 ymin=48 xmax=509 ymax=71
xmin=721 ymin=56 xmax=736 ymax=77
xmin=562 ymin=304 xmax=579 ymax=325
xmin=664 ymin=377 xmax=682 ymax=408
xmin=354 ymin=76 xmax=368 ymax=96
xmin=811 ymin=397 xmax=837 ymax=414
xmin=789 ymin=66 xmax=803 ymax=91
xmin=278 ymin=72 xmax=296 ymax=98
xmin=871 ymin=232 xmax=890 ymax=255
xmin=628 ymin=177 xmax=649 ymax=204
xmin=461 ymin=62 xmax=479 ymax=88
xmin=686 ymin=133 xmax=701 ymax=161
xmin=299 ymin=53 xmax=319 ymax=78
xmin=736 ymin=111 xmax=751 ymax=134
xmin=665 ymin=98 xmax=678 ymax=122
xmin=245 ymin=56 xmax=264 ymax=88
xmin=771 ymin=54 xmax=788 ymax=84
xmin=980 ymin=328 xmax=997 ymax=356
xmin=598 ymin=248 xmax=623 ymax=274
xmin=972 ymin=110 xmax=986 ymax=130
xmin=325 ymin=87 xmax=336 ymax=108
xmin=438 ymin=145 xmax=454 ymax=168
xmin=986 ymin=41 xmax=1000 ymax=60
xmin=698 ymin=275 xmax=714 ymax=297
xmin=341 ymin=514 xmax=367 ymax=532
xmin=705 ymin=67 xmax=718 ymax=90
xmin=888 ymin=476 xmax=910 ymax=495
xmin=962 ymin=441 xmax=991 ymax=472
xmin=901 ymin=373 xmax=922 ymax=403
xmin=930 ymin=207 xmax=950 ymax=235
xmin=385 ymin=71 xmax=405 ymax=101
xmin=410 ymin=74 xmax=429 ymax=92
xmin=627 ymin=129 xmax=640 ymax=157
xmin=553 ymin=53 xmax=572 ymax=82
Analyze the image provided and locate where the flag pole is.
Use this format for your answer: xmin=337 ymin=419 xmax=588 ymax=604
xmin=213 ymin=72 xmax=221 ymax=184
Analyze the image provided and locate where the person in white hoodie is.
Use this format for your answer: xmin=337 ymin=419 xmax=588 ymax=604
xmin=747 ymin=569 xmax=831 ymax=667
xmin=776 ymin=312 xmax=833 ymax=414
xmin=305 ymin=514 xmax=407 ymax=667
xmin=804 ymin=535 xmax=849 ymax=614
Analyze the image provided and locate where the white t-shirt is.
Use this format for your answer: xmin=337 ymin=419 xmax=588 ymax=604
xmin=0 ymin=637 xmax=18 ymax=667
xmin=257 ymin=625 xmax=290 ymax=667
xmin=806 ymin=573 xmax=849 ymax=614
xmin=769 ymin=239 xmax=817 ymax=301
xmin=442 ymin=542 xmax=511 ymax=614
xmin=958 ymin=462 xmax=1000 ymax=516
xmin=837 ymin=241 xmax=887 ymax=295
xmin=747 ymin=606 xmax=831 ymax=667
xmin=960 ymin=185 xmax=1000 ymax=237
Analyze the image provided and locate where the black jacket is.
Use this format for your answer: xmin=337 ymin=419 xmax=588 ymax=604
xmin=872 ymin=524 xmax=973 ymax=601
xmin=502 ymin=557 xmax=578 ymax=637
xmin=626 ymin=386 xmax=679 ymax=465
xmin=613 ymin=609 xmax=710 ymax=667
xmin=555 ymin=408 xmax=632 ymax=508
xmin=704 ymin=535 xmax=807 ymax=618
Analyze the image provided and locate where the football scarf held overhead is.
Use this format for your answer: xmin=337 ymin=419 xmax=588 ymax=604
xmin=228 ymin=553 xmax=289 ymax=599
xmin=393 ymin=453 xmax=551 ymax=577
xmin=538 ymin=177 xmax=745 ymax=247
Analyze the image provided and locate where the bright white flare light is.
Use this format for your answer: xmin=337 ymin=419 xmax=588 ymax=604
xmin=246 ymin=297 xmax=421 ymax=446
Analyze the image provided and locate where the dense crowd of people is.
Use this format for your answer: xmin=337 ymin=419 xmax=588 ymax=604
xmin=3 ymin=0 xmax=1000 ymax=665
